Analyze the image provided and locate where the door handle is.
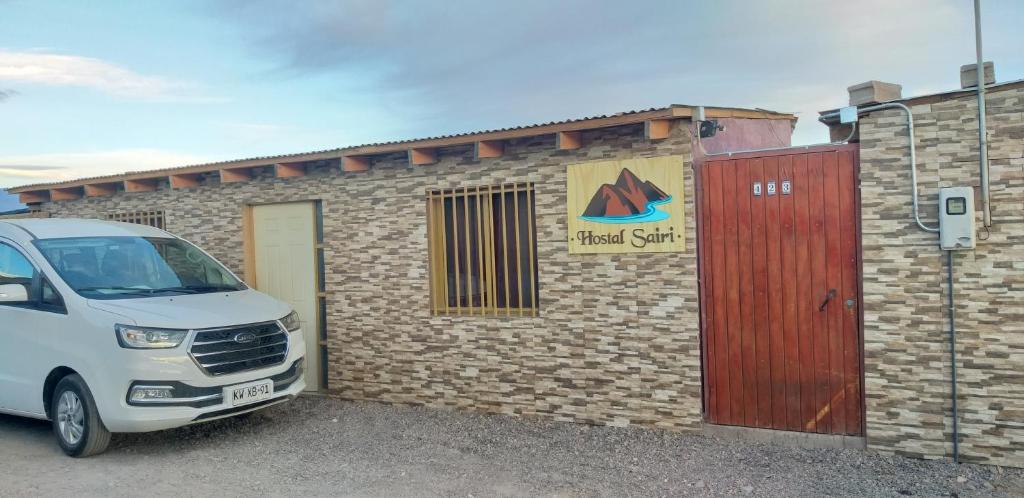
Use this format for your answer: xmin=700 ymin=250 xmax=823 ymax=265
xmin=818 ymin=288 xmax=836 ymax=312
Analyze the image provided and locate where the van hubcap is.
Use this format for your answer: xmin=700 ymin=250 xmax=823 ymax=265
xmin=57 ymin=391 xmax=85 ymax=445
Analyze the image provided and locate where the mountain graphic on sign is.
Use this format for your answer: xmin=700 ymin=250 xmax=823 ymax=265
xmin=579 ymin=168 xmax=672 ymax=224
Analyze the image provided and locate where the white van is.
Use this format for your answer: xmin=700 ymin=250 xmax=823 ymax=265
xmin=0 ymin=219 xmax=306 ymax=457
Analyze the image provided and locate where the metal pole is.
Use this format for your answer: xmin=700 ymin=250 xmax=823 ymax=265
xmin=975 ymin=0 xmax=992 ymax=227
xmin=947 ymin=250 xmax=959 ymax=464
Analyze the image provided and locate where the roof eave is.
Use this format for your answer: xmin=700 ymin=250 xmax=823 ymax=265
xmin=9 ymin=105 xmax=794 ymax=195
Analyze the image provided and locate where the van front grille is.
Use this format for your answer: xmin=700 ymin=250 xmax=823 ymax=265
xmin=189 ymin=321 xmax=288 ymax=376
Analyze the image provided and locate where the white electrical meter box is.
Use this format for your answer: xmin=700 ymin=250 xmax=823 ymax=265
xmin=939 ymin=187 xmax=976 ymax=250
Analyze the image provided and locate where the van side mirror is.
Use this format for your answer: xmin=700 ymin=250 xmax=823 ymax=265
xmin=0 ymin=283 xmax=29 ymax=303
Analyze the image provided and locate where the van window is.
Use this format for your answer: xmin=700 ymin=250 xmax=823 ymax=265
xmin=41 ymin=279 xmax=62 ymax=307
xmin=0 ymin=243 xmax=34 ymax=289
xmin=34 ymin=236 xmax=246 ymax=300
xmin=0 ymin=242 xmax=65 ymax=312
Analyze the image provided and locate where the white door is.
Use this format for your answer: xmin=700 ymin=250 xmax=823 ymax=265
xmin=251 ymin=203 xmax=320 ymax=392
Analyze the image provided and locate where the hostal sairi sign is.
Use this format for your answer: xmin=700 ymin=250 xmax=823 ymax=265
xmin=566 ymin=155 xmax=686 ymax=254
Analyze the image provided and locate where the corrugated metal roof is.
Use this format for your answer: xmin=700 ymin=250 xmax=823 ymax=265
xmin=10 ymin=104 xmax=794 ymax=192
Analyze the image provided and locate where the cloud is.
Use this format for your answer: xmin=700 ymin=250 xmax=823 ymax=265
xmin=205 ymin=0 xmax=983 ymax=144
xmin=0 ymin=165 xmax=69 ymax=180
xmin=0 ymin=50 xmax=221 ymax=101
xmin=0 ymin=149 xmax=215 ymax=187
xmin=0 ymin=88 xmax=18 ymax=102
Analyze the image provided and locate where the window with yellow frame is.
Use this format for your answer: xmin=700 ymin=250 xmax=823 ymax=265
xmin=107 ymin=210 xmax=166 ymax=229
xmin=426 ymin=183 xmax=539 ymax=316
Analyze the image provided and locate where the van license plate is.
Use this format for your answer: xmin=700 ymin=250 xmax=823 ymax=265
xmin=227 ymin=379 xmax=273 ymax=407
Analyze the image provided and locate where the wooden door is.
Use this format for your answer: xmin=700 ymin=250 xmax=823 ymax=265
xmin=252 ymin=202 xmax=320 ymax=392
xmin=698 ymin=145 xmax=862 ymax=435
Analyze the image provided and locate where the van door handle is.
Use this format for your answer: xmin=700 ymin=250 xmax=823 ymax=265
xmin=818 ymin=288 xmax=836 ymax=312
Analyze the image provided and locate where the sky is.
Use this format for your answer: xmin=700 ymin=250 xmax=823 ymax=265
xmin=0 ymin=0 xmax=1022 ymax=197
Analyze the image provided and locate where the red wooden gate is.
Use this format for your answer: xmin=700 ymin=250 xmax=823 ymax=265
xmin=697 ymin=144 xmax=863 ymax=435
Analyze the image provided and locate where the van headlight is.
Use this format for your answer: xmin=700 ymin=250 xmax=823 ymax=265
xmin=115 ymin=324 xmax=188 ymax=349
xmin=280 ymin=311 xmax=301 ymax=332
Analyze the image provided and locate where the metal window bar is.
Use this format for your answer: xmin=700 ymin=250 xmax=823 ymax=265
xmin=525 ymin=186 xmax=537 ymax=316
xmin=475 ymin=186 xmax=486 ymax=312
xmin=451 ymin=194 xmax=462 ymax=313
xmin=512 ymin=184 xmax=523 ymax=315
xmin=462 ymin=187 xmax=473 ymax=314
xmin=426 ymin=183 xmax=537 ymax=316
xmin=500 ymin=184 xmax=511 ymax=312
xmin=486 ymin=186 xmax=498 ymax=315
xmin=426 ymin=191 xmax=439 ymax=312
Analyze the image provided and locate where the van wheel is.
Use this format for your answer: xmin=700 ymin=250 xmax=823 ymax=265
xmin=51 ymin=374 xmax=111 ymax=457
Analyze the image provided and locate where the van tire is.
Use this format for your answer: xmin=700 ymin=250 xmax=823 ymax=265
xmin=51 ymin=374 xmax=111 ymax=457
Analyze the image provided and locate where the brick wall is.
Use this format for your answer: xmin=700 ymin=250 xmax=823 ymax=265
xmin=855 ymin=84 xmax=1023 ymax=467
xmin=40 ymin=122 xmax=707 ymax=431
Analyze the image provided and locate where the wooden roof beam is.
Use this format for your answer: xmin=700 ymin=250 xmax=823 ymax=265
xmin=19 ymin=191 xmax=49 ymax=204
xmin=220 ymin=167 xmax=252 ymax=184
xmin=556 ymin=131 xmax=582 ymax=150
xmin=275 ymin=162 xmax=305 ymax=178
xmin=170 ymin=173 xmax=201 ymax=189
xmin=50 ymin=187 xmax=83 ymax=201
xmin=124 ymin=178 xmax=158 ymax=193
xmin=409 ymin=148 xmax=437 ymax=166
xmin=645 ymin=119 xmax=672 ymax=140
xmin=84 ymin=183 xmax=118 ymax=197
xmin=342 ymin=156 xmax=370 ymax=172
xmin=474 ymin=140 xmax=504 ymax=160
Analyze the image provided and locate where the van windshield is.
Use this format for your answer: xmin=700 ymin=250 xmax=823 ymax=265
xmin=34 ymin=236 xmax=246 ymax=300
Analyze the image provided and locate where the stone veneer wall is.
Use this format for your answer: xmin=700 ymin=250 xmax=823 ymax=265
xmin=856 ymin=84 xmax=1023 ymax=467
xmin=40 ymin=122 xmax=707 ymax=431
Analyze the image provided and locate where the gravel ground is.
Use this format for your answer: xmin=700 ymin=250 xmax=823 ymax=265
xmin=1 ymin=395 xmax=1021 ymax=497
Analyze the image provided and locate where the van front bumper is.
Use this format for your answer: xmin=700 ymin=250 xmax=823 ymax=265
xmin=126 ymin=358 xmax=304 ymax=408
xmin=101 ymin=357 xmax=306 ymax=433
